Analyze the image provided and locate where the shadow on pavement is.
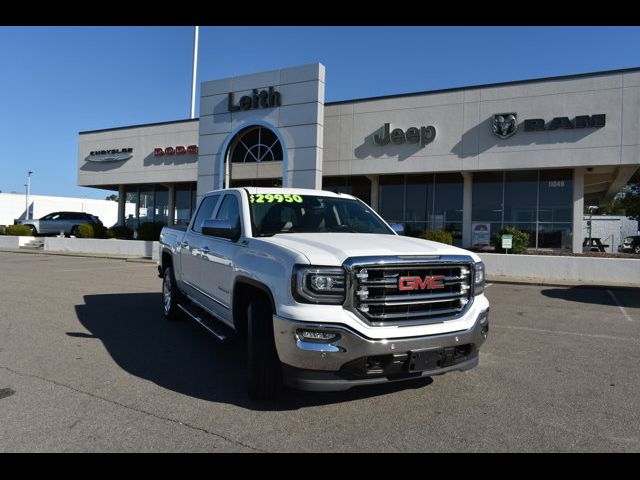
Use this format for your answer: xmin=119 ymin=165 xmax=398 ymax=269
xmin=73 ymin=292 xmax=433 ymax=411
xmin=541 ymin=285 xmax=640 ymax=308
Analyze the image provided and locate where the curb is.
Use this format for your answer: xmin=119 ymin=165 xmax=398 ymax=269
xmin=487 ymin=276 xmax=639 ymax=290
xmin=0 ymin=248 xmax=154 ymax=263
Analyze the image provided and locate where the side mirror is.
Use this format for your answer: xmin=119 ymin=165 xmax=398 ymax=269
xmin=201 ymin=219 xmax=241 ymax=242
xmin=390 ymin=223 xmax=405 ymax=235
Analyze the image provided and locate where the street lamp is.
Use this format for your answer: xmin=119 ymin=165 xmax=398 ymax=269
xmin=25 ymin=171 xmax=33 ymax=219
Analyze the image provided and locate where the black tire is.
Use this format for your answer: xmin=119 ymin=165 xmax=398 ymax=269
xmin=70 ymin=226 xmax=80 ymax=237
xmin=26 ymin=225 xmax=37 ymax=235
xmin=162 ymin=265 xmax=183 ymax=321
xmin=247 ymin=293 xmax=282 ymax=400
xmin=635 ymin=245 xmax=640 ymax=255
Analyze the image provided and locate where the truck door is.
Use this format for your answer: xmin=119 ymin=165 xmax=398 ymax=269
xmin=199 ymin=192 xmax=242 ymax=325
xmin=178 ymin=194 xmax=221 ymax=304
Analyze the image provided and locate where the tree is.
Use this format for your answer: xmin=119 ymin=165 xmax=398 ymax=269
xmin=618 ymin=168 xmax=640 ymax=221
xmin=105 ymin=194 xmax=118 ymax=201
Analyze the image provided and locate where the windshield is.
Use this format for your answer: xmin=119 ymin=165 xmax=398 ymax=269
xmin=248 ymin=192 xmax=394 ymax=237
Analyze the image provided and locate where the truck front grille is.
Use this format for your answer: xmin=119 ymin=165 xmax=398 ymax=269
xmin=348 ymin=259 xmax=474 ymax=326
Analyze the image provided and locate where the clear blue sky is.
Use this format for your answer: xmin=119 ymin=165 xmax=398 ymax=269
xmin=1 ymin=26 xmax=640 ymax=199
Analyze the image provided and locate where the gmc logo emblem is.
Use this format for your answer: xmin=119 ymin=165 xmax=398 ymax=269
xmin=398 ymin=275 xmax=445 ymax=291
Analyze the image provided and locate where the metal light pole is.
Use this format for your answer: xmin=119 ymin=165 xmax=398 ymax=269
xmin=190 ymin=26 xmax=199 ymax=119
xmin=587 ymin=205 xmax=598 ymax=250
xmin=26 ymin=171 xmax=33 ymax=219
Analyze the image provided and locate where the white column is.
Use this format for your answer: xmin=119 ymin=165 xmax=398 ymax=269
xmin=368 ymin=175 xmax=379 ymax=210
xmin=572 ymin=168 xmax=585 ymax=254
xmin=117 ymin=185 xmax=125 ymax=226
xmin=462 ymin=172 xmax=473 ymax=248
xmin=168 ymin=184 xmax=175 ymax=226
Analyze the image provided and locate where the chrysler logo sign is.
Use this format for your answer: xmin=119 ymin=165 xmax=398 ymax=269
xmin=492 ymin=113 xmax=518 ymax=139
xmin=87 ymin=148 xmax=133 ymax=163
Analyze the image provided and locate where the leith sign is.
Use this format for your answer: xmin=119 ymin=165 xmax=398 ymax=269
xmin=228 ymin=87 xmax=282 ymax=112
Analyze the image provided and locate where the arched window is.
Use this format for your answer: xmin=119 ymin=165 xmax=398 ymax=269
xmin=227 ymin=125 xmax=283 ymax=164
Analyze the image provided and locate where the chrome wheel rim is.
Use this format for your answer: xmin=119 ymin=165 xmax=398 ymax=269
xmin=163 ymin=273 xmax=172 ymax=315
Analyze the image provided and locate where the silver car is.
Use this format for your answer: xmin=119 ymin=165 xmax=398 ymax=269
xmin=16 ymin=211 xmax=102 ymax=236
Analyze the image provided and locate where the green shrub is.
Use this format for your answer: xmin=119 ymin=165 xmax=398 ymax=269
xmin=108 ymin=226 xmax=133 ymax=239
xmin=75 ymin=223 xmax=95 ymax=238
xmin=5 ymin=224 xmax=32 ymax=236
xmin=420 ymin=230 xmax=453 ymax=245
xmin=492 ymin=225 xmax=530 ymax=254
xmin=136 ymin=221 xmax=166 ymax=241
xmin=91 ymin=223 xmax=111 ymax=239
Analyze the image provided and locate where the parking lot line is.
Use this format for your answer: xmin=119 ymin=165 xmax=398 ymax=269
xmin=493 ymin=324 xmax=640 ymax=343
xmin=607 ymin=289 xmax=634 ymax=322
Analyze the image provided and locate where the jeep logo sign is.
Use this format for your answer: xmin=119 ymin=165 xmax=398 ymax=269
xmin=373 ymin=123 xmax=436 ymax=147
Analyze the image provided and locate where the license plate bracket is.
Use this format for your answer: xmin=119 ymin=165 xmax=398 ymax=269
xmin=408 ymin=347 xmax=456 ymax=372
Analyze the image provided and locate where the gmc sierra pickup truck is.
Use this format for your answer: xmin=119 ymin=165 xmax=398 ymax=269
xmin=158 ymin=188 xmax=489 ymax=400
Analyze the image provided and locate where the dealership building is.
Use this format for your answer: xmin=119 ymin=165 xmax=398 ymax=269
xmin=77 ymin=63 xmax=640 ymax=253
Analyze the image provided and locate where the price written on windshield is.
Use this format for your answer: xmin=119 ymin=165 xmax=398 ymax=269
xmin=249 ymin=193 xmax=304 ymax=204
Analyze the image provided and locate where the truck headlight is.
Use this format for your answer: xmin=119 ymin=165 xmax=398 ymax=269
xmin=474 ymin=261 xmax=485 ymax=295
xmin=292 ymin=266 xmax=346 ymax=304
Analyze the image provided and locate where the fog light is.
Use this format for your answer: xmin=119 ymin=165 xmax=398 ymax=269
xmin=297 ymin=329 xmax=340 ymax=343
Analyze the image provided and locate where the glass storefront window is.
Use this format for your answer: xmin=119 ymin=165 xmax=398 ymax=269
xmin=471 ymin=169 xmax=574 ymax=249
xmin=434 ymin=172 xmax=463 ymax=227
xmin=322 ymin=176 xmax=372 ymax=205
xmin=155 ymin=186 xmax=169 ymax=225
xmin=138 ymin=189 xmax=154 ymax=224
xmin=175 ymin=184 xmax=194 ymax=226
xmin=472 ymin=171 xmax=504 ymax=223
xmin=538 ymin=223 xmax=572 ymax=250
xmin=503 ymin=170 xmax=538 ymax=224
xmin=539 ymin=169 xmax=573 ymax=223
xmin=405 ymin=174 xmax=433 ymax=225
xmin=378 ymin=175 xmax=405 ymax=224
xmin=124 ymin=186 xmax=138 ymax=230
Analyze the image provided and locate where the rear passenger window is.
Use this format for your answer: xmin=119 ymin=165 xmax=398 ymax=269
xmin=191 ymin=195 xmax=221 ymax=233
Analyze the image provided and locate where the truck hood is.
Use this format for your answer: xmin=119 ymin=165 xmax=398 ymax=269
xmin=259 ymin=233 xmax=480 ymax=265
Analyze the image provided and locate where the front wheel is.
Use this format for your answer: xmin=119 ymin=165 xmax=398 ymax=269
xmin=162 ymin=266 xmax=183 ymax=321
xmin=634 ymin=245 xmax=640 ymax=255
xmin=247 ymin=294 xmax=282 ymax=400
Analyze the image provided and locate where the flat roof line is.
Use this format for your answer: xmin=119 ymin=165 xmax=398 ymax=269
xmin=324 ymin=65 xmax=640 ymax=106
xmin=79 ymin=118 xmax=199 ymax=135
xmin=78 ymin=65 xmax=640 ymax=134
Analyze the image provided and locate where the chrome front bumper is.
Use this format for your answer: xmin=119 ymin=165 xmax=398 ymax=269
xmin=273 ymin=309 xmax=489 ymax=391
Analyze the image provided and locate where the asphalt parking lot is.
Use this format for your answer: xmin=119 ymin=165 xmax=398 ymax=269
xmin=1 ymin=251 xmax=639 ymax=452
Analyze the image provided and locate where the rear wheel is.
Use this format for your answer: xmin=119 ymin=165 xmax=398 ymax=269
xmin=70 ymin=226 xmax=80 ymax=237
xmin=634 ymin=244 xmax=640 ymax=255
xmin=247 ymin=294 xmax=282 ymax=400
xmin=162 ymin=266 xmax=183 ymax=321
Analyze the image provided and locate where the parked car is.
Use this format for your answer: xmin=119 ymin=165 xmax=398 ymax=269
xmin=618 ymin=236 xmax=640 ymax=254
xmin=15 ymin=211 xmax=103 ymax=236
xmin=158 ymin=187 xmax=489 ymax=400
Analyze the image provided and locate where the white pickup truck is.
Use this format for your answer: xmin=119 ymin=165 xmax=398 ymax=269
xmin=158 ymin=187 xmax=489 ymax=399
